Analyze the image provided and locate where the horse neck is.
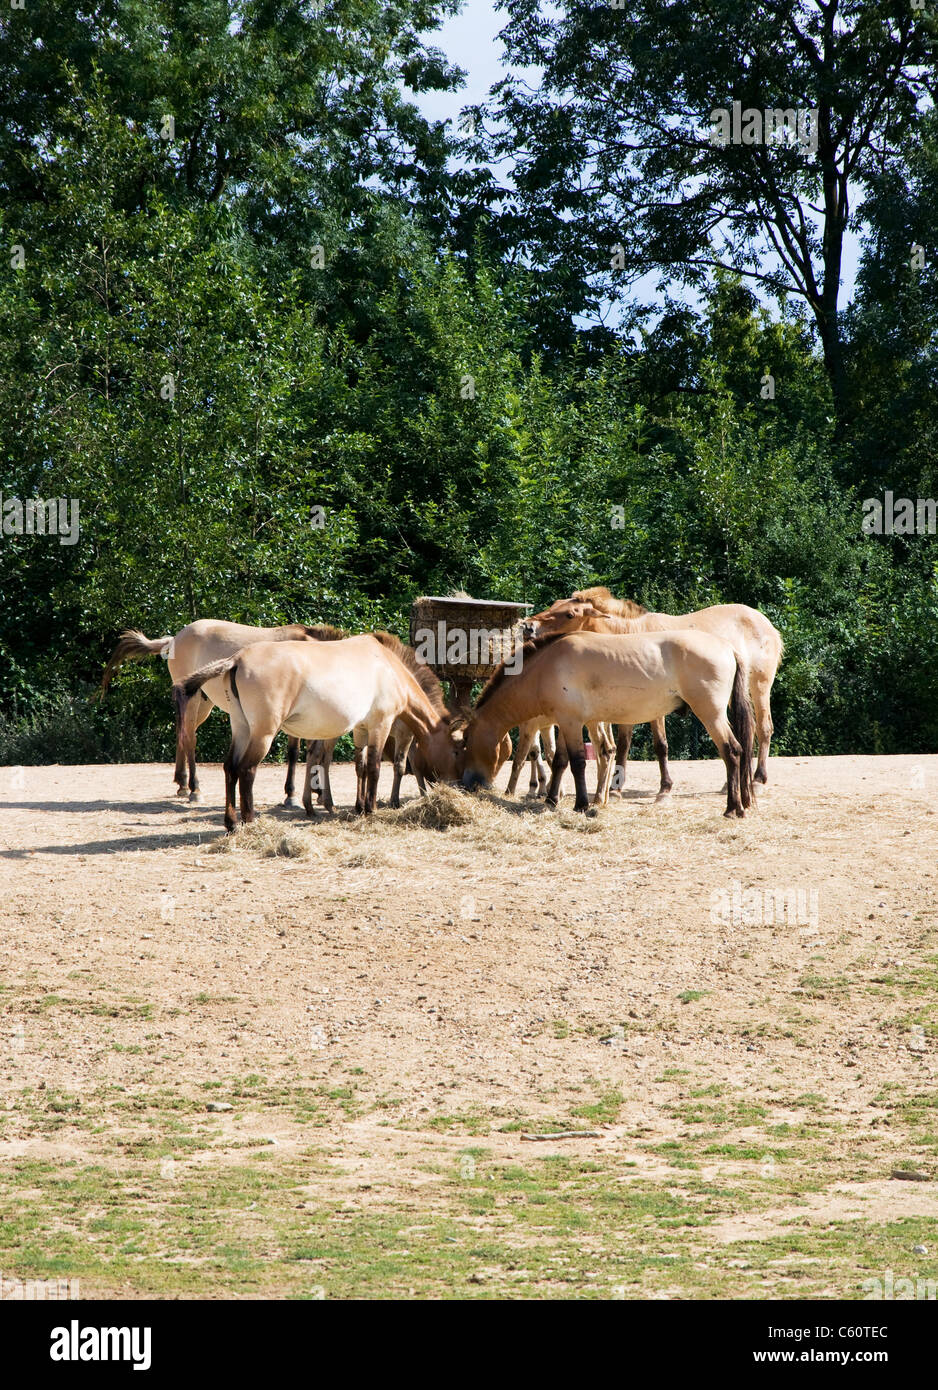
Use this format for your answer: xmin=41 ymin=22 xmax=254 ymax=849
xmin=472 ymin=669 xmax=533 ymax=744
xmin=398 ymin=675 xmax=446 ymax=738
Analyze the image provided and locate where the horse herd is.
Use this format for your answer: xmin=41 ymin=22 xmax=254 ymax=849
xmin=100 ymin=587 xmax=783 ymax=831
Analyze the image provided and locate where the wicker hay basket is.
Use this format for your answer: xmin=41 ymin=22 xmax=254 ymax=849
xmin=409 ymin=595 xmax=532 ymax=701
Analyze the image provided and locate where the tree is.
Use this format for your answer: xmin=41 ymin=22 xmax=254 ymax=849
xmin=472 ymin=0 xmax=937 ymax=419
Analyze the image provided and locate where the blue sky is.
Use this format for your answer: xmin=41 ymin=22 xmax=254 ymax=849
xmin=414 ymin=1 xmax=859 ymax=317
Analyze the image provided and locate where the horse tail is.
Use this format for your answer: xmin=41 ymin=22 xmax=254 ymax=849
xmin=729 ymin=656 xmax=755 ymax=809
xmin=99 ymin=630 xmax=173 ymax=699
xmin=172 ymin=656 xmax=239 ymax=740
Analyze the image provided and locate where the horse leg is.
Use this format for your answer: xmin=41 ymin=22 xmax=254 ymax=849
xmin=651 ymin=716 xmax=673 ymax=802
xmin=237 ymin=732 xmax=276 ymax=827
xmin=390 ymin=733 xmax=410 ymax=809
xmin=363 ymin=745 xmax=381 ymax=814
xmin=223 ymin=749 xmax=240 ymax=834
xmin=319 ymin=740 xmax=336 ymax=811
xmin=353 ymin=738 xmax=367 ymax=815
xmin=696 ymin=711 xmax=743 ymax=818
xmin=538 ymin=726 xmax=556 ymax=797
xmin=283 ymin=737 xmax=303 ymax=808
xmin=185 ymin=692 xmax=213 ymax=803
xmin=556 ymin=721 xmax=590 ymax=813
xmin=544 ymin=733 xmax=570 ymax=809
xmin=506 ymin=722 xmax=536 ymax=797
xmin=363 ymin=725 xmax=392 ymax=814
xmin=751 ymin=670 xmax=775 ymax=785
xmin=610 ymin=725 xmax=633 ymax=798
xmin=173 ymin=697 xmax=187 ymax=795
xmin=303 ymin=741 xmax=323 ymax=818
xmin=590 ymin=722 xmax=615 ymax=806
xmin=528 ymin=728 xmax=550 ymax=795
xmin=222 ymin=711 xmax=257 ymax=833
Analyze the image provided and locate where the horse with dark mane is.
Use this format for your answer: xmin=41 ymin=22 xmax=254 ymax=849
xmin=461 ymin=629 xmax=755 ymax=818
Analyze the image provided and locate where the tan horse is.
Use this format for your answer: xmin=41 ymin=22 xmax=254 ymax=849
xmin=460 ymin=631 xmax=754 ymax=818
xmin=100 ymin=620 xmax=344 ymax=804
xmin=301 ymin=636 xmax=454 ymax=815
xmin=523 ymin=588 xmax=783 ymax=791
xmin=174 ymin=633 xmax=459 ymax=831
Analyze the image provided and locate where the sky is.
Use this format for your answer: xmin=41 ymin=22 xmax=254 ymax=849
xmin=413 ymin=0 xmax=859 ymax=318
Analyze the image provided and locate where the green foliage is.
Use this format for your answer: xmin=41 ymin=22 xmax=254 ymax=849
xmin=0 ymin=10 xmax=935 ymax=763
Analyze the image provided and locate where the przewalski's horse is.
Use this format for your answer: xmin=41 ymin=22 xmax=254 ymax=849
xmin=100 ymin=621 xmax=345 ymax=804
xmin=301 ymin=634 xmax=454 ymax=815
xmin=523 ymin=588 xmax=783 ymax=792
xmin=174 ymin=633 xmax=459 ymax=831
xmin=460 ymin=631 xmax=755 ymax=818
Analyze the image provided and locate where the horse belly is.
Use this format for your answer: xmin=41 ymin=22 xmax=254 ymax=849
xmin=281 ymin=683 xmax=370 ymax=741
xmin=552 ymin=650 xmax=681 ymax=726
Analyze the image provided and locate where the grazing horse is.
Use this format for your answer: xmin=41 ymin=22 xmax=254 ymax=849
xmin=100 ymin=620 xmax=345 ymax=804
xmin=173 ymin=634 xmax=459 ymax=831
xmin=523 ymin=588 xmax=782 ymax=793
xmin=301 ymin=635 xmax=453 ymax=815
xmin=460 ymin=631 xmax=754 ymax=818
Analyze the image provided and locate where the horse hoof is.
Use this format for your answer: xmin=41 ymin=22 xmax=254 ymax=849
xmin=188 ymin=791 xmax=201 ymax=804
xmin=654 ymin=790 xmax=672 ymax=804
xmin=284 ymin=796 xmax=303 ymax=810
xmin=175 ymin=786 xmax=188 ymax=798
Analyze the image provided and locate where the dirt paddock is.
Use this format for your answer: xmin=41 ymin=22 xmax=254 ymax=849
xmin=1 ymin=753 xmax=937 ymax=1299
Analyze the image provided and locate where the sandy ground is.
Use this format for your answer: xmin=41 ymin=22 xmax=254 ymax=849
xmin=1 ymin=753 xmax=937 ymax=1299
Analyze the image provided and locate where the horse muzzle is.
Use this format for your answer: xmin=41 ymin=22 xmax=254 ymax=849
xmin=461 ymin=769 xmax=488 ymax=793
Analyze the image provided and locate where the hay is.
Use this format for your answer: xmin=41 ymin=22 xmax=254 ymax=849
xmin=385 ymin=784 xmax=479 ymax=830
xmin=208 ymin=818 xmax=323 ymax=859
xmin=206 ymin=786 xmax=608 ymax=860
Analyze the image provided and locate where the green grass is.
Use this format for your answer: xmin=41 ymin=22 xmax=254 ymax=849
xmin=2 ymin=1146 xmax=932 ymax=1300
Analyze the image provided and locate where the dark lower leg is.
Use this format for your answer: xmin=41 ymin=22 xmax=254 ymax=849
xmin=364 ymin=746 xmax=380 ymax=814
xmin=651 ymin=720 xmax=672 ymax=795
xmin=238 ymin=764 xmax=257 ymax=824
xmin=612 ymin=727 xmax=633 ymax=794
xmin=545 ymin=744 xmax=570 ymax=808
xmin=569 ymin=750 xmax=589 ymax=812
xmin=723 ymin=745 xmax=742 ymax=818
xmin=284 ymin=737 xmax=299 ymax=800
xmin=223 ymin=756 xmax=239 ymax=833
xmin=187 ymin=742 xmax=200 ymax=800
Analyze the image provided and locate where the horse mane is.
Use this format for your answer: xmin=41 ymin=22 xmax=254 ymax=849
xmin=571 ymin=586 xmax=647 ymax=618
xmin=371 ymin=630 xmax=449 ymax=719
xmin=474 ymin=632 xmax=567 ymax=711
xmin=302 ymin=623 xmax=348 ymax=641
